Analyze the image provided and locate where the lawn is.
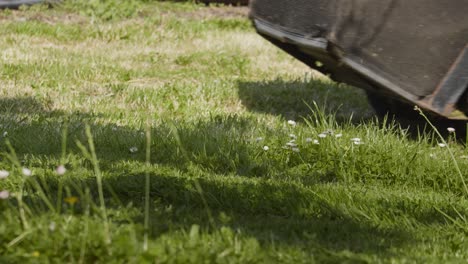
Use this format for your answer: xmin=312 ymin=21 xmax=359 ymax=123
xmin=0 ymin=1 xmax=467 ymax=263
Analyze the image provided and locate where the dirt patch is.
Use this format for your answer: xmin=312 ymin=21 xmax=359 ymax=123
xmin=171 ymin=6 xmax=249 ymax=20
xmin=0 ymin=4 xmax=249 ymax=23
xmin=0 ymin=9 xmax=86 ymax=25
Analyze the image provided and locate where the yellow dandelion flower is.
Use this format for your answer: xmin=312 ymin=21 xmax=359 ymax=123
xmin=64 ymin=196 xmax=79 ymax=205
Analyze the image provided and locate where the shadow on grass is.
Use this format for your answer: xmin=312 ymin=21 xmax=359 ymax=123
xmin=236 ymin=78 xmax=374 ymax=124
xmin=237 ymin=78 xmax=468 ymax=140
xmin=102 ymin=171 xmax=412 ymax=258
xmin=0 ymin=95 xmax=456 ymax=260
xmin=23 ymin=165 xmax=414 ymax=261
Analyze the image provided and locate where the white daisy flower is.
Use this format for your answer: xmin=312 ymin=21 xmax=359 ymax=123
xmin=287 ymin=120 xmax=297 ymax=126
xmin=318 ymin=133 xmax=327 ymax=138
xmin=313 ymin=139 xmax=320 ymax=145
xmin=0 ymin=190 xmax=9 ymax=199
xmin=129 ymin=146 xmax=138 ymax=153
xmin=56 ymin=165 xmax=66 ymax=176
xmin=447 ymin=127 xmax=455 ymax=133
xmin=0 ymin=170 xmax=9 ymax=179
xmin=49 ymin=221 xmax=56 ymax=232
xmin=22 ymin=168 xmax=32 ymax=177
xmin=263 ymin=146 xmax=269 ymax=151
xmin=438 ymin=143 xmax=446 ymax=148
xmin=335 ymin=133 xmax=343 ymax=138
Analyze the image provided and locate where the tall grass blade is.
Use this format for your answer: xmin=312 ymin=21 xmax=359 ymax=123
xmin=4 ymin=140 xmax=29 ymax=230
xmin=143 ymin=124 xmax=151 ymax=252
xmin=415 ymin=107 xmax=468 ymax=196
xmin=79 ymin=188 xmax=91 ymax=264
xmin=57 ymin=125 xmax=69 ymax=213
xmin=83 ymin=125 xmax=111 ymax=244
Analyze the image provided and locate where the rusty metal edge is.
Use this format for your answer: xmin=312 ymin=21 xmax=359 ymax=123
xmin=254 ymin=19 xmax=327 ymax=51
xmin=419 ymin=45 xmax=468 ymax=119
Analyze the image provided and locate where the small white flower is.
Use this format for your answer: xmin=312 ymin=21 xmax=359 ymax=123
xmin=56 ymin=165 xmax=66 ymax=176
xmin=353 ymin=141 xmax=364 ymax=145
xmin=256 ymin=137 xmax=263 ymax=142
xmin=350 ymin=138 xmax=361 ymax=142
xmin=335 ymin=133 xmax=343 ymax=138
xmin=0 ymin=190 xmax=9 ymax=199
xmin=438 ymin=143 xmax=446 ymax=148
xmin=2 ymin=131 xmax=7 ymax=137
xmin=22 ymin=168 xmax=32 ymax=177
xmin=447 ymin=127 xmax=455 ymax=133
xmin=318 ymin=133 xmax=327 ymax=138
xmin=287 ymin=120 xmax=297 ymax=126
xmin=286 ymin=142 xmax=298 ymax=147
xmin=49 ymin=221 xmax=56 ymax=232
xmin=263 ymin=146 xmax=269 ymax=151
xmin=313 ymin=139 xmax=320 ymax=145
xmin=0 ymin=170 xmax=9 ymax=179
xmin=305 ymin=138 xmax=313 ymax=143
xmin=129 ymin=146 xmax=138 ymax=153
xmin=292 ymin=147 xmax=300 ymax=152
xmin=289 ymin=134 xmax=297 ymax=139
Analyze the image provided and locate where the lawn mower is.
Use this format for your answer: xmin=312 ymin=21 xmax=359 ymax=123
xmin=250 ymin=0 xmax=468 ymax=120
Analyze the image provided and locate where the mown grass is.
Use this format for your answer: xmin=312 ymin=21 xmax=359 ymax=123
xmin=0 ymin=1 xmax=467 ymax=263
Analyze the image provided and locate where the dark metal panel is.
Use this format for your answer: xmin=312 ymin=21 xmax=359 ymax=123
xmin=253 ymin=18 xmax=418 ymax=104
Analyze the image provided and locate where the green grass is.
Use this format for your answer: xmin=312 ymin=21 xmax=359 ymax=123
xmin=0 ymin=1 xmax=467 ymax=263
